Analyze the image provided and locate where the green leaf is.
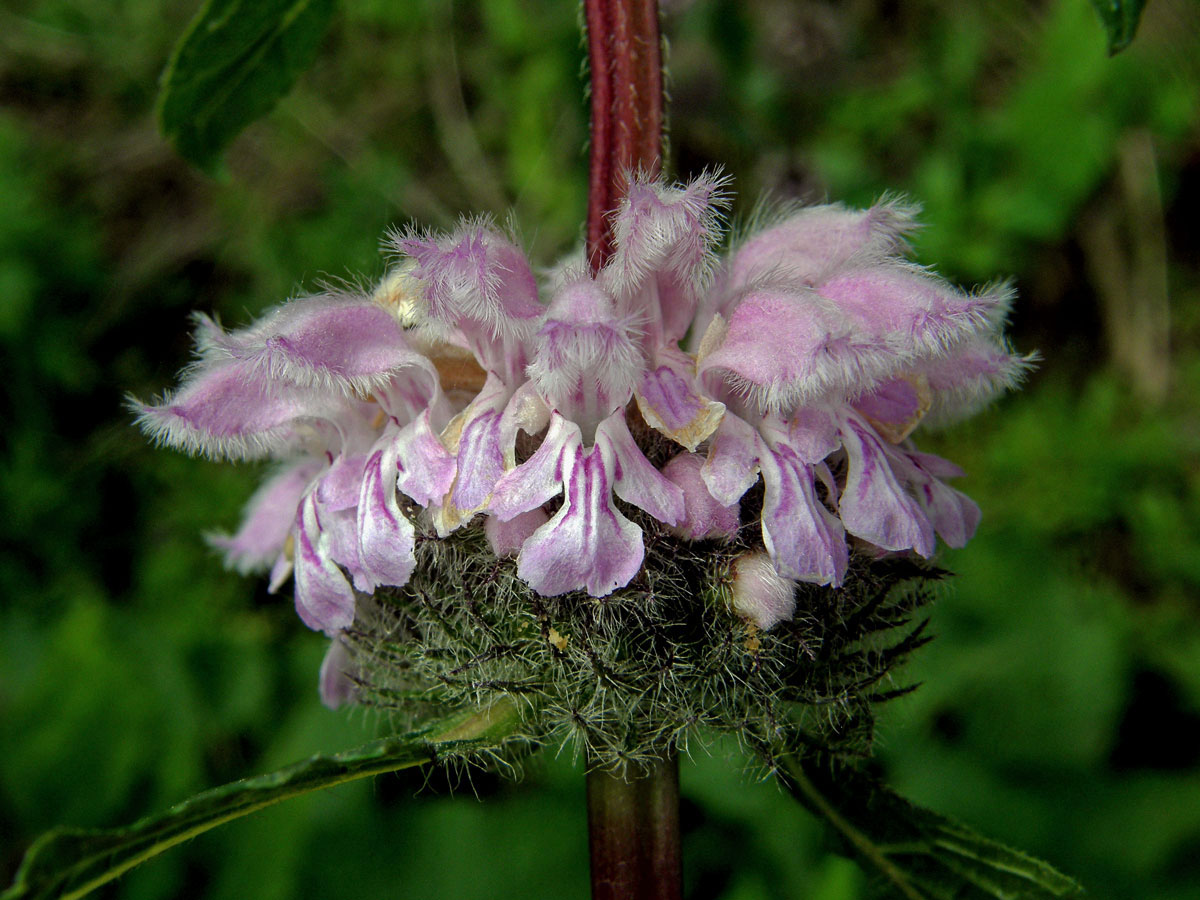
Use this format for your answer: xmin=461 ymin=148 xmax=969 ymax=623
xmin=1089 ymin=0 xmax=1147 ymax=55
xmin=778 ymin=750 xmax=1085 ymax=899
xmin=157 ymin=0 xmax=339 ymax=173
xmin=3 ymin=701 xmax=521 ymax=900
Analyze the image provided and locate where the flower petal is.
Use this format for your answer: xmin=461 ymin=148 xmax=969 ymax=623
xmin=133 ymin=359 xmax=328 ymax=460
xmin=698 ymin=286 xmax=898 ymax=413
xmin=293 ymin=492 xmax=356 ymax=634
xmin=604 ymin=173 xmax=729 ymax=343
xmin=209 ymin=460 xmax=322 ymax=573
xmin=634 ymin=347 xmax=725 ymax=452
xmin=438 ymin=373 xmax=510 ymax=521
xmin=721 ymin=198 xmax=919 ymax=298
xmin=374 ymin=358 xmax=446 ymax=423
xmin=453 ymin=408 xmax=504 ymax=509
xmin=817 ymin=265 xmax=1006 ymax=356
xmin=759 ymin=442 xmax=848 ymax=585
xmin=917 ymin=334 xmax=1036 ymax=427
xmin=919 ymin=477 xmax=980 ymax=548
xmin=853 ymin=375 xmax=932 ymax=443
xmin=394 ymin=409 xmax=457 ymax=507
xmin=515 ymin=440 xmax=643 ymax=597
xmin=887 ymin=448 xmax=980 ymax=548
xmin=782 ymin=408 xmax=841 ymax=462
xmin=529 ymin=277 xmax=643 ymax=435
xmin=316 ymin=452 xmax=369 ymax=512
xmin=396 ymin=222 xmax=543 ymax=330
xmin=701 ymin=270 xmax=1012 ymax=414
xmin=595 ymin=410 xmax=685 ymax=525
xmin=904 ymin=449 xmax=966 ymax=480
xmin=489 ymin=414 xmax=581 ymax=521
xmin=321 ymin=504 xmax=366 ymax=590
xmin=357 ymin=444 xmax=417 ymax=591
xmin=837 ymin=415 xmax=934 ymax=555
xmin=701 ymin=412 xmax=764 ymax=506
xmin=210 ymin=294 xmax=432 ymax=396
xmin=498 ymin=380 xmax=552 ymax=466
xmin=268 ymin=552 xmax=293 ymax=594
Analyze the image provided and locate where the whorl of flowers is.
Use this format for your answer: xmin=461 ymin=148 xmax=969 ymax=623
xmin=135 ymin=174 xmax=1030 ymax=708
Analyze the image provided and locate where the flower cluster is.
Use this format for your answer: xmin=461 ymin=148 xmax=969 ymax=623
xmin=136 ymin=174 xmax=1029 ymax=705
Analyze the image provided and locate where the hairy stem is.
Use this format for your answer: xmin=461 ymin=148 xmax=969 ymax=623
xmin=584 ymin=0 xmax=664 ymax=272
xmin=587 ymin=754 xmax=683 ymax=900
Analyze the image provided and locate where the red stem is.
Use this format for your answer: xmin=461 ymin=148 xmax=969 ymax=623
xmin=587 ymin=754 xmax=683 ymax=900
xmin=584 ymin=0 xmax=664 ymax=272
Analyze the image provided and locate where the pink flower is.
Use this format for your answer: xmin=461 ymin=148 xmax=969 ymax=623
xmin=134 ymin=292 xmax=454 ymax=634
xmin=695 ymin=199 xmax=1031 ymax=585
xmin=136 ymin=174 xmax=1029 ymax=646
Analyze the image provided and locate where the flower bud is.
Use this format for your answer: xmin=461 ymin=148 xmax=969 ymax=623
xmin=662 ymin=452 xmax=739 ymax=541
xmin=485 ymin=508 xmax=550 ymax=557
xmin=319 ymin=639 xmax=357 ymax=710
xmin=729 ymin=551 xmax=796 ymax=631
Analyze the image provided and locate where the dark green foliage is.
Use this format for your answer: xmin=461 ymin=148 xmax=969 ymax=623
xmin=158 ymin=0 xmax=339 ymax=173
xmin=1089 ymin=0 xmax=1148 ymax=54
xmin=1 ymin=706 xmax=524 ymax=900
xmin=877 ymin=372 xmax=1200 ymax=900
xmin=779 ymin=751 xmax=1085 ymax=900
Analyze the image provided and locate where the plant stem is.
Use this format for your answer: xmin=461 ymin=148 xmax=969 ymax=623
xmin=587 ymin=753 xmax=683 ymax=900
xmin=583 ymin=3 xmax=676 ymax=897
xmin=584 ymin=0 xmax=664 ymax=272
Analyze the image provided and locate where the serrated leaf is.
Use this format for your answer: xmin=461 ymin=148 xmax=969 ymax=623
xmin=778 ymin=750 xmax=1085 ymax=900
xmin=1089 ymin=0 xmax=1147 ymax=55
xmin=2 ymin=701 xmax=520 ymax=900
xmin=157 ymin=0 xmax=339 ymax=173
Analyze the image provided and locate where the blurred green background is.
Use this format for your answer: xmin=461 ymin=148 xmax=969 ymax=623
xmin=2 ymin=0 xmax=1199 ymax=897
